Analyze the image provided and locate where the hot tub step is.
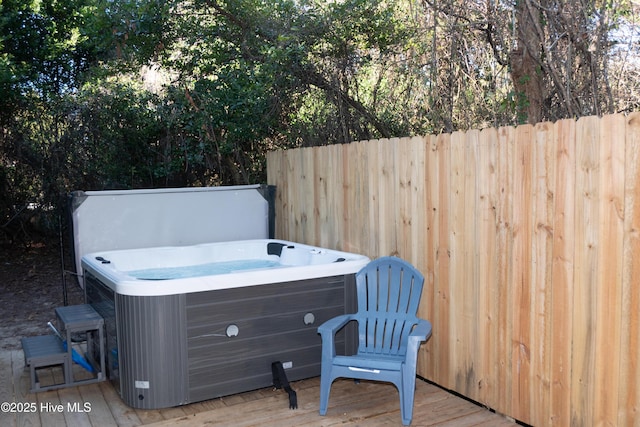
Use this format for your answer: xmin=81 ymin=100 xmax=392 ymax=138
xmin=21 ymin=335 xmax=71 ymax=392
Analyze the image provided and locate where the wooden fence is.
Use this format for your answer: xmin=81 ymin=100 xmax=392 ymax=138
xmin=266 ymin=113 xmax=640 ymax=426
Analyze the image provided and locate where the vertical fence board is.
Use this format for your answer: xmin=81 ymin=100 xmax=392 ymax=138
xmin=266 ymin=113 xmax=640 ymax=426
xmin=496 ymin=125 xmax=515 ymax=416
xmin=572 ymin=115 xmax=600 ymax=426
xmin=282 ymin=148 xmax=297 ymax=241
xmin=594 ymin=114 xmax=625 ymax=427
xmin=341 ymin=143 xmax=351 ymax=251
xmin=463 ymin=130 xmax=480 ymax=401
xmin=511 ymin=124 xmax=534 ymax=424
xmin=409 ymin=137 xmax=428 ymax=268
xmin=434 ymin=132 xmax=452 ymax=388
xmin=333 ymin=144 xmax=345 ymax=248
xmin=314 ymin=146 xmax=327 ymax=247
xmin=383 ymin=138 xmax=400 ymax=256
xmin=304 ymin=147 xmax=315 ymax=242
xmin=358 ymin=140 xmax=372 ymax=254
xmin=283 ymin=149 xmax=298 ymax=240
xmin=398 ymin=138 xmax=414 ymax=261
xmin=530 ymin=121 xmax=555 ymax=427
xmin=549 ymin=118 xmax=576 ymax=427
xmin=366 ymin=140 xmax=381 ymax=256
xmin=476 ymin=127 xmax=499 ymax=408
xmin=449 ymin=130 xmax=472 ymax=393
xmin=345 ymin=142 xmax=362 ymax=254
xmin=422 ymin=135 xmax=437 ymax=379
xmin=620 ymin=112 xmax=640 ymax=426
xmin=292 ymin=147 xmax=313 ymax=243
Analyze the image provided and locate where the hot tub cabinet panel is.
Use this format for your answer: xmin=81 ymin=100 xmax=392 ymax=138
xmin=185 ymin=275 xmax=353 ymax=404
xmin=116 ymin=293 xmax=189 ymax=409
xmin=86 ymin=272 xmax=356 ymax=409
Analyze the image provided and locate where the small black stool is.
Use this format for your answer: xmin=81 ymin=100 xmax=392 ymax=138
xmin=21 ymin=335 xmax=71 ymax=392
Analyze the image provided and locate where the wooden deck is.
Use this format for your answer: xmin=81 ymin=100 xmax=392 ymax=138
xmin=1 ymin=349 xmax=515 ymax=427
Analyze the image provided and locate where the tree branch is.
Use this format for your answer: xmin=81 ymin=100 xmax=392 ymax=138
xmin=200 ymin=0 xmax=392 ymax=140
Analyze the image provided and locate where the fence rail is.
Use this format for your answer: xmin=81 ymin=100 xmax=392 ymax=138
xmin=267 ymin=113 xmax=640 ymax=426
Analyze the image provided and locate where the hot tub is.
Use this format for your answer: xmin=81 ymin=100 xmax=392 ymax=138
xmin=82 ymin=239 xmax=368 ymax=409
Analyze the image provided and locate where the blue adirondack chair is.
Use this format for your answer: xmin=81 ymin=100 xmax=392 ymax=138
xmin=317 ymin=256 xmax=432 ymax=425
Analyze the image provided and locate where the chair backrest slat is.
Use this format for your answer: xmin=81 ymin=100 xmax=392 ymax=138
xmin=355 ymin=257 xmax=424 ymax=357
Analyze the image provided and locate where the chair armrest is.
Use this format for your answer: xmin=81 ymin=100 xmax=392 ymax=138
xmin=317 ymin=314 xmax=356 ymax=337
xmin=409 ymin=319 xmax=432 ymax=342
xmin=407 ymin=319 xmax=432 ymax=357
xmin=401 ymin=319 xmax=433 ymax=387
xmin=317 ymin=314 xmax=357 ymax=360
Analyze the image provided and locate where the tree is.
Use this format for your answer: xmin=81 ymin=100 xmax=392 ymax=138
xmin=418 ymin=0 xmax=634 ymax=125
xmin=0 ymin=0 xmax=94 ymax=240
xmin=147 ymin=0 xmax=417 ymax=182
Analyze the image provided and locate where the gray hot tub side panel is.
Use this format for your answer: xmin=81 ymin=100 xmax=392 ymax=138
xmin=85 ymin=272 xmax=357 ymax=409
xmin=85 ymin=271 xmax=190 ymax=409
xmin=185 ymin=275 xmax=355 ymax=403
xmin=116 ymin=293 xmax=189 ymax=409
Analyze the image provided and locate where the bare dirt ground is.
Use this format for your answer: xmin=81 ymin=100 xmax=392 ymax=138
xmin=0 ymin=242 xmax=84 ymax=350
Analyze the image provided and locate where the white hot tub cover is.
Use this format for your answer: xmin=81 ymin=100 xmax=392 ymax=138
xmin=70 ymin=185 xmax=271 ymax=280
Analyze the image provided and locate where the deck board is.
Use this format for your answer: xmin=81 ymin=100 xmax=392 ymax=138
xmin=2 ymin=349 xmax=514 ymax=427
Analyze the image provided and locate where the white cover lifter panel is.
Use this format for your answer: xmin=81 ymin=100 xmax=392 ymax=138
xmin=71 ymin=185 xmax=269 ymax=277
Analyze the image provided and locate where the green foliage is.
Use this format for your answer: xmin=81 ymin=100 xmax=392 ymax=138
xmin=70 ymin=78 xmax=167 ymax=188
xmin=0 ymin=0 xmax=87 ymax=101
xmin=0 ymin=0 xmax=638 ymax=244
xmin=79 ymin=0 xmax=171 ymax=68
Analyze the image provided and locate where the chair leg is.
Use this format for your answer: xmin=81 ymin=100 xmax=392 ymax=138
xmin=319 ymin=370 xmax=333 ymax=416
xmin=399 ymin=373 xmax=416 ymax=425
